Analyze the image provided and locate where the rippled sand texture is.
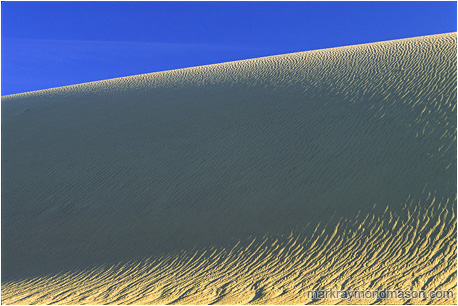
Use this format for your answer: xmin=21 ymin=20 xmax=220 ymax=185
xmin=2 ymin=33 xmax=456 ymax=304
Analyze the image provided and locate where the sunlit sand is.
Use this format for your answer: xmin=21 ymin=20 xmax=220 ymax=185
xmin=1 ymin=33 xmax=456 ymax=304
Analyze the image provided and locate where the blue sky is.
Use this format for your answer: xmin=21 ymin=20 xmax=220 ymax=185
xmin=2 ymin=1 xmax=456 ymax=95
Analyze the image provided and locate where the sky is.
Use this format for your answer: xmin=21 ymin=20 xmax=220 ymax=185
xmin=1 ymin=1 xmax=457 ymax=95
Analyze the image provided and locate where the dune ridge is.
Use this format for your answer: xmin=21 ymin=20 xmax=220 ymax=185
xmin=1 ymin=33 xmax=456 ymax=304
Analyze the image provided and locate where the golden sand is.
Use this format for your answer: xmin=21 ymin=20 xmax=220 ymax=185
xmin=1 ymin=33 xmax=456 ymax=304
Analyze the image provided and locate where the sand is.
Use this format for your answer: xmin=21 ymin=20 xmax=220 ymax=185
xmin=1 ymin=33 xmax=456 ymax=304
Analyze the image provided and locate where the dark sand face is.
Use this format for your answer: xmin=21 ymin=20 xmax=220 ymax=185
xmin=1 ymin=33 xmax=456 ymax=304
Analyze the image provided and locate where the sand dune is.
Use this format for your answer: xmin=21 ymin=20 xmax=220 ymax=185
xmin=1 ymin=33 xmax=456 ymax=304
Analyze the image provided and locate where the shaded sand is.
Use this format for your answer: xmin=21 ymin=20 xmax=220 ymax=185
xmin=1 ymin=33 xmax=456 ymax=304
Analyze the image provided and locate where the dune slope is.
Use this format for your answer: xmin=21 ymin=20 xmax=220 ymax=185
xmin=1 ymin=33 xmax=457 ymax=304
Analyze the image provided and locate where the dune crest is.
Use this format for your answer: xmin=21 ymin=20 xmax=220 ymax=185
xmin=2 ymin=33 xmax=456 ymax=304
